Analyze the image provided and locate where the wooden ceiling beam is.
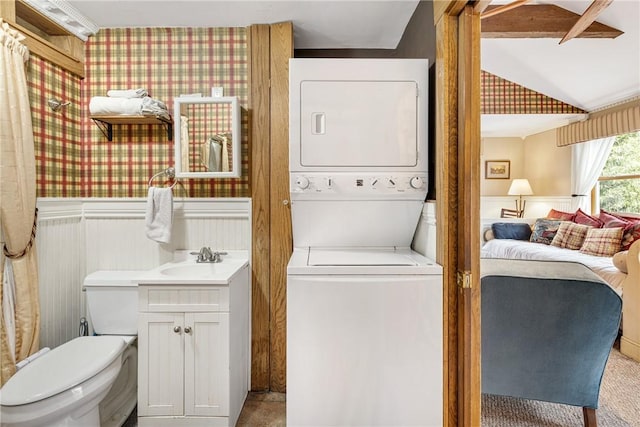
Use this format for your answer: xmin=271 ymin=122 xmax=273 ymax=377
xmin=480 ymin=0 xmax=530 ymax=19
xmin=560 ymin=0 xmax=614 ymax=44
xmin=481 ymin=4 xmax=623 ymax=39
xmin=473 ymin=0 xmax=494 ymax=15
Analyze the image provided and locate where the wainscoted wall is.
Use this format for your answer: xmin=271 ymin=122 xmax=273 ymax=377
xmin=36 ymin=198 xmax=251 ymax=350
xmin=481 ymin=196 xmax=572 ymax=219
xmin=37 ymin=202 xmax=84 ymax=350
xmin=411 ymin=197 xmax=573 ymax=261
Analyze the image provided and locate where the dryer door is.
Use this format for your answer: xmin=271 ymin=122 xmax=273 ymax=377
xmin=299 ymin=80 xmax=418 ymax=167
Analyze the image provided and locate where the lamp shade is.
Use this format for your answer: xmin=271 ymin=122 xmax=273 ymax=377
xmin=508 ymin=179 xmax=533 ymax=196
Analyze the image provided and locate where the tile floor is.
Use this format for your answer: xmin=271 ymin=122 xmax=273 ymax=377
xmin=125 ymin=392 xmax=285 ymax=426
xmin=237 ymin=392 xmax=286 ymax=426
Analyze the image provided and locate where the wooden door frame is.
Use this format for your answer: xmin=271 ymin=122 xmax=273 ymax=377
xmin=248 ymin=22 xmax=293 ymax=392
xmin=435 ymin=2 xmax=482 ymax=426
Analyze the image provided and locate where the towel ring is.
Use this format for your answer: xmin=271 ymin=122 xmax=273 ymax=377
xmin=149 ymin=167 xmax=178 ymax=189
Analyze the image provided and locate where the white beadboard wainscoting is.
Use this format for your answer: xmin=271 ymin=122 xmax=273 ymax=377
xmin=36 ymin=198 xmax=251 ymax=350
xmin=481 ymin=196 xmax=572 ymax=219
xmin=411 ymin=196 xmax=573 ymax=260
xmin=37 ymin=201 xmax=85 ymax=350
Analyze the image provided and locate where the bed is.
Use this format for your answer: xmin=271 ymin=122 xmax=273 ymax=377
xmin=481 ymin=224 xmax=640 ymax=363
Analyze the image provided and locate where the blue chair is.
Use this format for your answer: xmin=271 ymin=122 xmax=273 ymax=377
xmin=481 ymin=259 xmax=622 ymax=427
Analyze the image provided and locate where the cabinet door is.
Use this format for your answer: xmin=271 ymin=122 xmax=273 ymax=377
xmin=184 ymin=312 xmax=230 ymax=416
xmin=138 ymin=312 xmax=185 ymax=416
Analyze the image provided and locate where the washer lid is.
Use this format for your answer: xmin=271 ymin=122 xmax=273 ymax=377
xmin=288 ymin=247 xmax=443 ymax=276
xmin=308 ymin=248 xmax=417 ymax=266
xmin=0 ymin=336 xmax=126 ymax=406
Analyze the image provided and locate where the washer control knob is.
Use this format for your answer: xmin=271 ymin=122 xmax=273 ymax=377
xmin=410 ymin=176 xmax=424 ymax=189
xmin=296 ymin=176 xmax=310 ymax=190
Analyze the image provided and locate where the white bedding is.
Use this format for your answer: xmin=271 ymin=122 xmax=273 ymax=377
xmin=481 ymin=239 xmax=625 ymax=294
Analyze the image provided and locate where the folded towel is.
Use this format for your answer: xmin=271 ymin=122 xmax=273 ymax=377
xmin=145 ymin=187 xmax=173 ymax=243
xmin=107 ymin=88 xmax=148 ymax=98
xmin=90 ymin=96 xmax=170 ymax=120
xmin=90 ymin=96 xmax=144 ymax=115
xmin=140 ymin=97 xmax=170 ymax=120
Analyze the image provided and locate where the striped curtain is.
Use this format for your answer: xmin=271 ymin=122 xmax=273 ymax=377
xmin=557 ymin=100 xmax=640 ymax=147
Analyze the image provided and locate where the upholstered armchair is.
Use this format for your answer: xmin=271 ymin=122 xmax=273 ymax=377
xmin=481 ymin=259 xmax=622 ymax=427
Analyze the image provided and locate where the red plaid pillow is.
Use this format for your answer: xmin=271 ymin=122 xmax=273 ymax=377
xmin=580 ymin=227 xmax=624 ymax=257
xmin=551 ymin=222 xmax=591 ymax=250
xmin=574 ymin=208 xmax=603 ymax=228
xmin=546 ymin=209 xmax=576 ymax=221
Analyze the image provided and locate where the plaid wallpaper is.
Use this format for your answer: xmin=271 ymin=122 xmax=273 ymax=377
xmin=27 ymin=54 xmax=82 ymax=197
xmin=481 ymin=70 xmax=585 ymax=115
xmin=83 ymin=27 xmax=248 ymax=197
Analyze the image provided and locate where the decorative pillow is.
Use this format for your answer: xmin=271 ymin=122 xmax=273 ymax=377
xmin=483 ymin=228 xmax=495 ymax=242
xmin=599 ymin=210 xmax=631 ymax=229
xmin=621 ymin=222 xmax=640 ymax=251
xmin=546 ymin=208 xmax=576 ymax=221
xmin=615 ymin=213 xmax=640 ymax=223
xmin=491 ymin=222 xmax=532 ymax=241
xmin=612 ymin=251 xmax=628 ymax=274
xmin=574 ymin=208 xmax=603 ymax=228
xmin=529 ymin=219 xmax=562 ymax=245
xmin=550 ymin=222 xmax=591 ymax=250
xmin=579 ymin=227 xmax=624 ymax=257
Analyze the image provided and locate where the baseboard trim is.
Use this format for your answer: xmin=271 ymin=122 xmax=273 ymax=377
xmin=620 ymin=336 xmax=640 ymax=362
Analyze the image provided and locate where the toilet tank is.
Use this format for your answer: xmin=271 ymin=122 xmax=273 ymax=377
xmin=84 ymin=271 xmax=145 ymax=335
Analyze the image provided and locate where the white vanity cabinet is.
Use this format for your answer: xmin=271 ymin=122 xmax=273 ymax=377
xmin=137 ymin=264 xmax=249 ymax=427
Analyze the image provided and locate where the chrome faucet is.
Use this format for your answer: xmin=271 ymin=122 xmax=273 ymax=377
xmin=191 ymin=247 xmax=227 ymax=263
xmin=199 ymin=247 xmax=213 ymax=262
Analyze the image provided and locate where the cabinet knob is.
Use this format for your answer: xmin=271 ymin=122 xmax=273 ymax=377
xmin=184 ymin=326 xmax=192 ymax=334
xmin=173 ymin=326 xmax=181 ymax=333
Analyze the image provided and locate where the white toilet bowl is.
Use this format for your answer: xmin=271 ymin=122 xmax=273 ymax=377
xmin=0 ymin=335 xmax=137 ymax=427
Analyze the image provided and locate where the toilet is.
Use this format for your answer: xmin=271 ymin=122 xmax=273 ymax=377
xmin=0 ymin=270 xmax=144 ymax=427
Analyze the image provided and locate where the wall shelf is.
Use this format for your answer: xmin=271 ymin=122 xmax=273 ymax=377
xmin=91 ymin=115 xmax=173 ymax=141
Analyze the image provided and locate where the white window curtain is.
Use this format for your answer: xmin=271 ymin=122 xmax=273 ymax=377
xmin=570 ymin=136 xmax=616 ymax=213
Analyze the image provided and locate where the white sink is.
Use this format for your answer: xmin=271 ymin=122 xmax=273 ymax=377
xmin=160 ymin=263 xmax=228 ymax=278
xmin=138 ymin=251 xmax=249 ymax=285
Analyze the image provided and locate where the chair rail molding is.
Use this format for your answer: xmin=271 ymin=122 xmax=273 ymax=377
xmin=481 ymin=195 xmax=572 ymax=219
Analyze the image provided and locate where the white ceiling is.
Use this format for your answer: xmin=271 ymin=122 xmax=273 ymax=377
xmin=66 ymin=0 xmax=420 ymax=49
xmin=63 ymin=0 xmax=640 ymax=137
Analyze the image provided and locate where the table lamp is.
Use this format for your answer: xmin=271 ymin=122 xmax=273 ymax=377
xmin=508 ymin=179 xmax=533 ymax=218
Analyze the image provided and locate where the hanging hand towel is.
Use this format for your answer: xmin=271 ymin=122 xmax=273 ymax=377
xmin=145 ymin=187 xmax=173 ymax=243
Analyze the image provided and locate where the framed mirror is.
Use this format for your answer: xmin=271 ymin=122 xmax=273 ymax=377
xmin=174 ymin=96 xmax=241 ymax=178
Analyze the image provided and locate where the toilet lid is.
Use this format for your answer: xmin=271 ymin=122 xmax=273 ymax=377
xmin=0 ymin=336 xmax=126 ymax=406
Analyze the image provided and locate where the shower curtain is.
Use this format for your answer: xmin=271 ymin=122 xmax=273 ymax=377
xmin=0 ymin=19 xmax=40 ymax=386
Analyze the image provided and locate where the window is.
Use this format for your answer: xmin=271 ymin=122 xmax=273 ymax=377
xmin=596 ymin=131 xmax=640 ymax=213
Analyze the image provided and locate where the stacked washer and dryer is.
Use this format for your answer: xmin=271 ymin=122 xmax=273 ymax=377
xmin=287 ymin=59 xmax=443 ymax=426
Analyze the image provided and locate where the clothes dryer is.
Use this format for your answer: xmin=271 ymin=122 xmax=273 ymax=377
xmin=286 ymin=59 xmax=442 ymax=426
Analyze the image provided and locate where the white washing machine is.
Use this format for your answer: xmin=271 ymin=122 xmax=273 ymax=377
xmin=287 ymin=248 xmax=442 ymax=426
xmin=287 ymin=59 xmax=443 ymax=426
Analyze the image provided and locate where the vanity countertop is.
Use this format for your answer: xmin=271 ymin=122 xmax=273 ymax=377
xmin=137 ymin=250 xmax=248 ymax=285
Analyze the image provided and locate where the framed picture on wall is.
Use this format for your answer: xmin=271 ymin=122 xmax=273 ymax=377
xmin=485 ymin=160 xmax=510 ymax=179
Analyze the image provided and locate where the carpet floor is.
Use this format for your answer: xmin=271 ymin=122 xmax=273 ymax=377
xmin=482 ymin=348 xmax=640 ymax=427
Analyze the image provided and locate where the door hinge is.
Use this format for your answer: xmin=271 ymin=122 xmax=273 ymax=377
xmin=457 ymin=271 xmax=472 ymax=289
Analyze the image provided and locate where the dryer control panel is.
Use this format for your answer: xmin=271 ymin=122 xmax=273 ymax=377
xmin=290 ymin=173 xmax=427 ymax=200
